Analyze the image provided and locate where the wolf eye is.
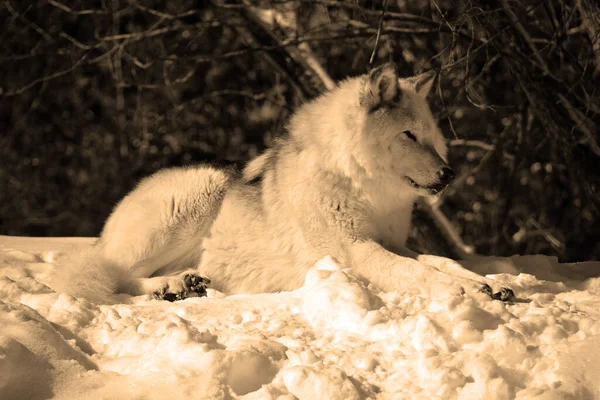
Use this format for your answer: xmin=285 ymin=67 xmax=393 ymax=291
xmin=403 ymin=130 xmax=417 ymax=141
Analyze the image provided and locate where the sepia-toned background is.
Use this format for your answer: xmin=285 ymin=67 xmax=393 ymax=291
xmin=1 ymin=0 xmax=599 ymax=262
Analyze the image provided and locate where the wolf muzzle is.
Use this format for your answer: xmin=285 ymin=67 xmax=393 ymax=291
xmin=428 ymin=167 xmax=456 ymax=194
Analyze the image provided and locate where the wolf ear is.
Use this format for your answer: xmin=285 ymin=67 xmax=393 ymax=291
xmin=360 ymin=62 xmax=401 ymax=112
xmin=404 ymin=71 xmax=436 ymax=98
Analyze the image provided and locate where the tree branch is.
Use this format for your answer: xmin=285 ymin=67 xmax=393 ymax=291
xmin=2 ymin=52 xmax=89 ymax=96
xmin=47 ymin=0 xmax=108 ymax=15
xmin=576 ymin=0 xmax=600 ymax=76
xmin=558 ymin=93 xmax=600 ymax=157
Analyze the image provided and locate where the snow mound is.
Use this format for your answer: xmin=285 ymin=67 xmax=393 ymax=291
xmin=1 ymin=236 xmax=600 ymax=399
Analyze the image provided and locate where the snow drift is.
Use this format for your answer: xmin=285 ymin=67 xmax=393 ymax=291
xmin=1 ymin=235 xmax=600 ymax=399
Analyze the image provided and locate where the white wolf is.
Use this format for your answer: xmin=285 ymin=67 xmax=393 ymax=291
xmin=51 ymin=62 xmax=514 ymax=303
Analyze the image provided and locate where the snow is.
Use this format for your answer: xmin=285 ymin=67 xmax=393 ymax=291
xmin=1 ymin=236 xmax=600 ymax=399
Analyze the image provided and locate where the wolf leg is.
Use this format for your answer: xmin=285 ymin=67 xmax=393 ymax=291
xmin=349 ymin=241 xmax=515 ymax=301
xmin=416 ymin=254 xmax=516 ymax=301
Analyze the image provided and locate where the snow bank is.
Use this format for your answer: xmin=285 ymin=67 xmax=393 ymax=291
xmin=1 ymin=236 xmax=599 ymax=399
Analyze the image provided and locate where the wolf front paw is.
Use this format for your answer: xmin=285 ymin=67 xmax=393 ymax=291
xmin=492 ymin=287 xmax=516 ymax=302
xmin=153 ymin=273 xmax=211 ymax=302
xmin=153 ymin=287 xmax=186 ymax=302
xmin=479 ymin=283 xmax=494 ymax=298
xmin=479 ymin=284 xmax=516 ymax=302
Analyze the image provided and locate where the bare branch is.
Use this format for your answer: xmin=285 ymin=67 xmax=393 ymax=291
xmin=558 ymin=93 xmax=600 ymax=157
xmin=97 ymin=20 xmax=224 ymax=42
xmin=450 ymin=139 xmax=515 ymax=160
xmin=501 ymin=0 xmax=551 ymax=76
xmin=348 ymin=20 xmax=439 ymax=34
xmin=59 ymin=32 xmax=102 ymax=50
xmin=369 ymin=0 xmax=388 ymax=65
xmin=6 ymin=1 xmax=53 ymax=42
xmin=298 ymin=43 xmax=336 ymax=90
xmin=123 ymin=52 xmax=154 ymax=69
xmin=417 ymin=197 xmax=475 ymax=259
xmin=3 ymin=52 xmax=89 ymax=96
xmin=112 ymin=0 xmax=125 ymax=131
xmin=576 ymin=0 xmax=600 ymax=75
xmin=126 ymin=1 xmax=198 ymax=20
xmin=162 ymin=32 xmax=383 ymax=64
xmin=304 ymin=0 xmax=445 ymax=25
xmin=47 ymin=0 xmax=108 ymax=15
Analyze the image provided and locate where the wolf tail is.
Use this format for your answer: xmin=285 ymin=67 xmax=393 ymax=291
xmin=47 ymin=244 xmax=128 ymax=304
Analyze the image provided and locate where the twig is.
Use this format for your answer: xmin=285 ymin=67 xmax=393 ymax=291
xmin=450 ymin=139 xmax=515 ymax=160
xmin=178 ymin=89 xmax=269 ymax=103
xmin=232 ymin=9 xmax=309 ymax=101
xmin=13 ymin=81 xmax=48 ymax=128
xmin=576 ymin=0 xmax=600 ymax=76
xmin=348 ymin=20 xmax=439 ymax=34
xmin=112 ymin=0 xmax=125 ymax=131
xmin=558 ymin=93 xmax=600 ymax=156
xmin=6 ymin=1 xmax=53 ymax=42
xmin=3 ymin=52 xmax=89 ymax=96
xmin=100 ymin=25 xmax=199 ymax=41
xmin=417 ymin=197 xmax=475 ymax=259
xmin=440 ymin=25 xmax=512 ymax=71
xmin=500 ymin=0 xmax=551 ymax=76
xmin=442 ymin=118 xmax=517 ymax=208
xmin=126 ymin=1 xmax=198 ymax=20
xmin=217 ymin=0 xmax=436 ymax=24
xmin=123 ymin=52 xmax=154 ymax=69
xmin=59 ymin=32 xmax=102 ymax=50
xmin=527 ymin=218 xmax=563 ymax=250
xmin=47 ymin=0 xmax=108 ymax=15
xmin=369 ymin=0 xmax=388 ymax=65
xmin=88 ymin=45 xmax=121 ymax=65
xmin=431 ymin=0 xmax=456 ymax=35
xmin=172 ymin=89 xmax=287 ymax=115
xmin=436 ymin=71 xmax=458 ymax=139
xmin=298 ymin=43 xmax=336 ymax=90
xmin=164 ymin=32 xmax=387 ymax=64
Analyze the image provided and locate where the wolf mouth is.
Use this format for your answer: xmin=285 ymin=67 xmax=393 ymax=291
xmin=406 ymin=176 xmax=422 ymax=189
xmin=405 ymin=176 xmax=446 ymax=195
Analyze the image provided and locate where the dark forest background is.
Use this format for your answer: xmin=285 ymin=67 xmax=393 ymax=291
xmin=1 ymin=0 xmax=599 ymax=262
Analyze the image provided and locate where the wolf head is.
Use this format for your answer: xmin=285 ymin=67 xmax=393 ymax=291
xmin=287 ymin=62 xmax=454 ymax=198
xmin=356 ymin=62 xmax=454 ymax=197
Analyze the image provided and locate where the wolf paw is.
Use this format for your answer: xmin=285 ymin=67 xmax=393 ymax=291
xmin=492 ymin=287 xmax=516 ymax=302
xmin=153 ymin=287 xmax=186 ymax=302
xmin=184 ymin=274 xmax=211 ymax=297
xmin=479 ymin=284 xmax=516 ymax=302
xmin=153 ymin=273 xmax=211 ymax=302
xmin=479 ymin=283 xmax=494 ymax=298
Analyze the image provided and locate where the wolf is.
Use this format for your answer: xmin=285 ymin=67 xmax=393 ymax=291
xmin=51 ymin=62 xmax=514 ymax=303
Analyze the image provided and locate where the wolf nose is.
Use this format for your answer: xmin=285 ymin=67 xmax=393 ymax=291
xmin=437 ymin=167 xmax=456 ymax=184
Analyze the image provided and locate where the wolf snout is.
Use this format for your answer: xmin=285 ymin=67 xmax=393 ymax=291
xmin=437 ymin=167 xmax=456 ymax=185
xmin=426 ymin=167 xmax=456 ymax=194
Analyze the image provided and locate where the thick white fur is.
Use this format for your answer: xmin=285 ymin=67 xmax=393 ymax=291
xmin=52 ymin=64 xmax=509 ymax=302
xmin=50 ymin=166 xmax=233 ymax=302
